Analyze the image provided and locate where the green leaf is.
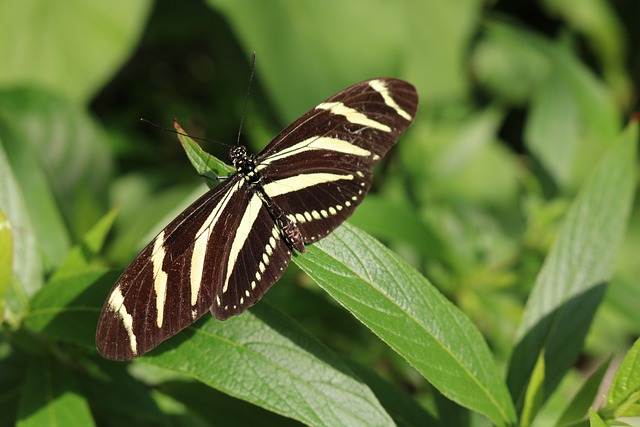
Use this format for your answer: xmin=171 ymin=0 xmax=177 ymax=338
xmin=557 ymin=358 xmax=610 ymax=426
xmin=588 ymin=408 xmax=606 ymax=427
xmin=0 ymin=1 xmax=152 ymax=104
xmin=78 ymin=358 xmax=168 ymax=426
xmin=142 ymin=304 xmax=394 ymax=427
xmin=16 ymin=356 xmax=95 ymax=427
xmin=0 ymin=209 xmax=12 ymax=312
xmin=157 ymin=380 xmax=302 ymax=426
xmin=507 ymin=120 xmax=638 ymax=409
xmin=344 ymin=360 xmax=438 ymax=427
xmin=295 ymin=223 xmax=517 ymax=427
xmin=0 ymin=88 xmax=114 ymax=245
xmin=606 ymin=337 xmax=640 ymax=418
xmin=520 ymin=352 xmax=545 ymax=427
xmin=0 ymin=135 xmax=42 ymax=301
xmin=348 ymin=195 xmax=445 ymax=259
xmin=174 ymin=120 xmax=235 ymax=185
xmin=24 ymin=269 xmax=116 ymax=349
xmin=50 ymin=207 xmax=119 ymax=281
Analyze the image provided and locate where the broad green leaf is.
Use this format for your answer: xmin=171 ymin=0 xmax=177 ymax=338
xmin=0 ymin=344 xmax=28 ymax=427
xmin=24 ymin=265 xmax=394 ymax=426
xmin=0 ymin=88 xmax=114 ymax=245
xmin=143 ymin=304 xmax=394 ymax=427
xmin=507 ymin=121 xmax=637 ymax=409
xmin=50 ymin=207 xmax=119 ymax=281
xmin=588 ymin=408 xmax=606 ymax=427
xmin=0 ymin=209 xmax=12 ymax=312
xmin=348 ymin=195 xmax=445 ymax=259
xmin=16 ymin=356 xmax=94 ymax=427
xmin=605 ymin=338 xmax=640 ymax=418
xmin=174 ymin=120 xmax=235 ymax=185
xmin=156 ymin=380 xmax=302 ymax=426
xmin=24 ymin=269 xmax=116 ymax=348
xmin=0 ymin=135 xmax=42 ymax=300
xmin=521 ymin=352 xmax=545 ymax=427
xmin=0 ymin=0 xmax=152 ymax=104
xmin=295 ymin=223 xmax=517 ymax=427
xmin=77 ymin=359 xmax=168 ymax=426
xmin=345 ymin=360 xmax=438 ymax=427
xmin=557 ymin=358 xmax=610 ymax=426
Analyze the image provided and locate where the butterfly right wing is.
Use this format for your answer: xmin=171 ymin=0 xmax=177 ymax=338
xmin=256 ymin=78 xmax=418 ymax=244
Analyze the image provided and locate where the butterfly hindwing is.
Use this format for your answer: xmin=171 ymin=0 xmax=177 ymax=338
xmin=210 ymin=194 xmax=292 ymax=320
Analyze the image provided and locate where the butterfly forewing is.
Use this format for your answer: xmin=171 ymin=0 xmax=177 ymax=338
xmin=97 ymin=176 xmax=246 ymax=360
xmin=97 ymin=77 xmax=417 ymax=360
xmin=258 ymin=78 xmax=417 ymax=242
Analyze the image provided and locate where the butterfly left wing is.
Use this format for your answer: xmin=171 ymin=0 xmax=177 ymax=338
xmin=256 ymin=78 xmax=418 ymax=243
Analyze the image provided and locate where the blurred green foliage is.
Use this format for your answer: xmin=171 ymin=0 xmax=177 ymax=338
xmin=1 ymin=0 xmax=640 ymax=426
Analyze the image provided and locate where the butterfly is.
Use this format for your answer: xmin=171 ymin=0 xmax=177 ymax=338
xmin=96 ymin=78 xmax=418 ymax=360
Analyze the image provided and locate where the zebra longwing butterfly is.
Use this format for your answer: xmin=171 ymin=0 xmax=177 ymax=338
xmin=97 ymin=78 xmax=418 ymax=360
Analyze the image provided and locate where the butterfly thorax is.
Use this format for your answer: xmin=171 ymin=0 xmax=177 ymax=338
xmin=229 ymin=145 xmax=305 ymax=253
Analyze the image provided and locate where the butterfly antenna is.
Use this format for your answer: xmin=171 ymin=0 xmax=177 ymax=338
xmin=236 ymin=51 xmax=256 ymax=147
xmin=140 ymin=118 xmax=233 ymax=148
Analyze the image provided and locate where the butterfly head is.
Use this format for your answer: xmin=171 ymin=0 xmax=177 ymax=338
xmin=229 ymin=145 xmax=258 ymax=178
xmin=228 ymin=145 xmax=248 ymax=165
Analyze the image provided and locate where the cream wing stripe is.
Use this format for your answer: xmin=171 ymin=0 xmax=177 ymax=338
xmin=222 ymin=192 xmax=263 ymax=293
xmin=316 ymin=101 xmax=391 ymax=132
xmin=190 ymin=181 xmax=242 ymax=305
xmin=263 ymin=173 xmax=354 ymax=197
xmin=257 ymin=136 xmax=371 ymax=169
xmin=108 ymin=287 xmax=137 ymax=355
xmin=151 ymin=230 xmax=168 ymax=328
xmin=368 ymin=79 xmax=413 ymax=121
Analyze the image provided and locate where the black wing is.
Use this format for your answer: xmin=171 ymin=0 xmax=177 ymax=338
xmin=256 ymin=78 xmax=418 ymax=242
xmin=96 ymin=176 xmax=291 ymax=360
